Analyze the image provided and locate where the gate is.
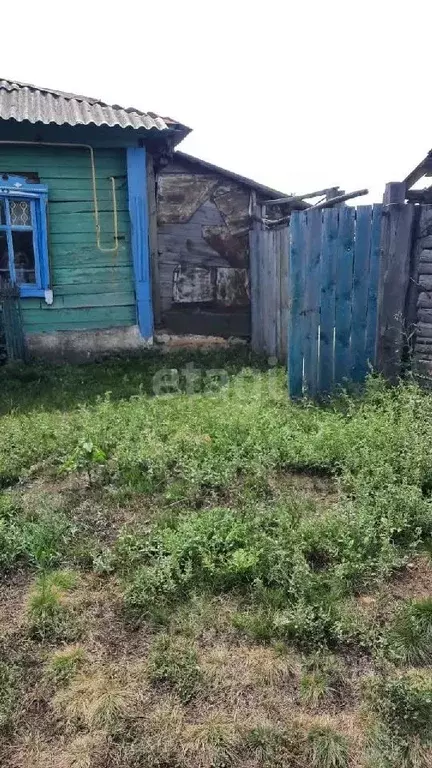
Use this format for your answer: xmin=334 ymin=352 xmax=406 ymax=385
xmin=289 ymin=205 xmax=382 ymax=396
xmin=249 ymin=202 xmax=417 ymax=396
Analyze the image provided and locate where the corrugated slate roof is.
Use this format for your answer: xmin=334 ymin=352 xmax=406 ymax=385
xmin=0 ymin=78 xmax=187 ymax=133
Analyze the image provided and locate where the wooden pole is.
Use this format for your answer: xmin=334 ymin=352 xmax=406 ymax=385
xmin=263 ymin=187 xmax=341 ymax=206
xmin=308 ymin=189 xmax=368 ymax=211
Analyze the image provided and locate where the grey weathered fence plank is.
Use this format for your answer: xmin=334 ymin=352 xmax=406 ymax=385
xmin=249 ymin=221 xmax=261 ymax=354
xmin=273 ymin=229 xmax=281 ymax=360
xmin=376 ymin=204 xmax=416 ymax=379
xmin=274 ymin=229 xmax=281 ymax=360
xmin=251 ymin=220 xmax=290 ymax=362
xmin=265 ymin=229 xmax=278 ymax=357
xmin=279 ymin=226 xmax=289 ymax=361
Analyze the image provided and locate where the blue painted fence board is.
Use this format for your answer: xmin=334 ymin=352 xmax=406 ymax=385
xmin=351 ymin=206 xmax=372 ymax=381
xmin=334 ymin=206 xmax=355 ymax=384
xmin=288 ymin=203 xmax=383 ymax=398
xmin=365 ymin=204 xmax=383 ymax=366
xmin=303 ymin=209 xmax=322 ymax=395
xmin=319 ymin=208 xmax=339 ymax=391
xmin=288 ymin=211 xmax=306 ymax=397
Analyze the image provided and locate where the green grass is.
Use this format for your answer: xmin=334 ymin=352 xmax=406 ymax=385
xmin=366 ymin=671 xmax=432 ymax=742
xmin=27 ymin=569 xmax=80 ymax=641
xmin=46 ymin=645 xmax=86 ymax=685
xmin=1 ymin=352 xmax=432 ymax=766
xmin=147 ymin=634 xmax=202 ymax=703
xmin=388 ymin=598 xmax=432 ymax=665
xmin=306 ymin=726 xmax=349 ymax=768
xmin=0 ymin=662 xmax=20 ymax=732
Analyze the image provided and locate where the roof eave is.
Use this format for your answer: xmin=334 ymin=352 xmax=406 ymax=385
xmin=174 ymin=150 xmax=293 ymax=200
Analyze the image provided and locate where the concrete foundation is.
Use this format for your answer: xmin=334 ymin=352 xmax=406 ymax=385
xmin=26 ymin=325 xmax=153 ymax=363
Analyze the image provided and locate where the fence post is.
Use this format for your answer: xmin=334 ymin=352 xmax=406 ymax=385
xmin=383 ymin=182 xmax=406 ymax=205
xmin=376 ymin=203 xmax=415 ymax=379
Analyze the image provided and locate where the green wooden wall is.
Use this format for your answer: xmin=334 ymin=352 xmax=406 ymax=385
xmin=0 ymin=146 xmax=135 ymax=333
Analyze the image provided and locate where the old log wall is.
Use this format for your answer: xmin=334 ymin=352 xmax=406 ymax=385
xmin=412 ymin=205 xmax=432 ymax=372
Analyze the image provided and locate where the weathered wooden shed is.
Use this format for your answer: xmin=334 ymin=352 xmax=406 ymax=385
xmin=154 ymin=152 xmax=289 ymax=339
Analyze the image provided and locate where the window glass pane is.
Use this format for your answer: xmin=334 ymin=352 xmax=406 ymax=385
xmin=10 ymin=199 xmax=31 ymax=226
xmin=12 ymin=231 xmax=36 ymax=283
xmin=0 ymin=199 xmax=5 ymax=226
xmin=0 ymin=232 xmax=10 ymax=281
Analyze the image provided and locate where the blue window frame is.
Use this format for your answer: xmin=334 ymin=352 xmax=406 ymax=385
xmin=0 ymin=174 xmax=49 ymax=298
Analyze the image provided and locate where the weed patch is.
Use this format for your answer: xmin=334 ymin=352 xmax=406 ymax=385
xmin=387 ymin=598 xmax=432 ymax=665
xmin=2 ymin=358 xmax=432 ymax=766
xmin=306 ymin=725 xmax=349 ymax=768
xmin=365 ymin=671 xmax=432 ymax=742
xmin=46 ymin=644 xmax=86 ymax=685
xmin=148 ymin=634 xmax=202 ymax=703
xmin=0 ymin=661 xmax=20 ymax=732
xmin=26 ymin=569 xmax=80 ymax=641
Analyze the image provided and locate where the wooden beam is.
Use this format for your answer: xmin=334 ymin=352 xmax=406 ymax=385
xmin=263 ymin=187 xmax=341 ymax=206
xmin=308 ymin=189 xmax=368 ymax=211
xmin=406 ymin=186 xmax=432 ymax=203
xmin=404 ymin=152 xmax=432 ymax=189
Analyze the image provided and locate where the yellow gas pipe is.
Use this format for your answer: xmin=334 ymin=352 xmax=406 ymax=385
xmin=0 ymin=140 xmax=119 ymax=254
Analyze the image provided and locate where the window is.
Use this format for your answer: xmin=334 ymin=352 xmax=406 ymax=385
xmin=0 ymin=174 xmax=49 ymax=298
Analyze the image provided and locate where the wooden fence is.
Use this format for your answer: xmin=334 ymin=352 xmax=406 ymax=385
xmin=250 ymin=202 xmax=417 ymax=396
xmin=249 ymin=222 xmax=289 ymax=361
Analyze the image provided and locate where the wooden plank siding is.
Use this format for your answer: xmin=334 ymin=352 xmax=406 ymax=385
xmin=0 ymin=146 xmax=134 ymax=334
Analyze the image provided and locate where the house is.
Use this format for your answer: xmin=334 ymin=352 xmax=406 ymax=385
xmin=0 ymin=77 xmax=294 ymax=360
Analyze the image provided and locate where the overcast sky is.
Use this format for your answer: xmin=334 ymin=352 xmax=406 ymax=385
xmin=3 ymin=1 xmax=430 ymax=201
